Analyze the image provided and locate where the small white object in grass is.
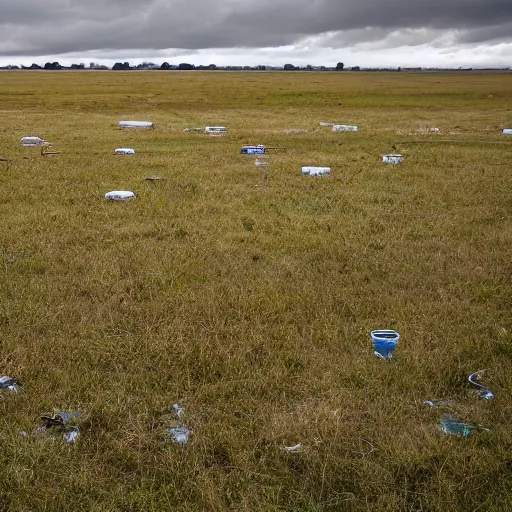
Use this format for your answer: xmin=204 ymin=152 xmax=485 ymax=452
xmin=382 ymin=154 xmax=404 ymax=165
xmin=0 ymin=376 xmax=21 ymax=393
xmin=255 ymin=158 xmax=269 ymax=167
xmin=115 ymin=148 xmax=136 ymax=154
xmin=65 ymin=429 xmax=79 ymax=445
xmin=301 ymin=166 xmax=330 ymax=176
xmin=172 ymin=403 xmax=184 ymax=421
xmin=205 ymin=126 xmax=227 ymax=133
xmin=105 ymin=191 xmax=136 ymax=200
xmin=118 ymin=121 xmax=153 ymax=128
xmin=284 ymin=444 xmax=301 ymax=453
xmin=20 ymin=136 xmax=52 ymax=147
xmin=332 ymin=125 xmax=358 ymax=132
xmin=503 ymin=128 xmax=512 ymax=135
xmin=319 ymin=122 xmax=335 ymax=126
xmin=169 ymin=427 xmax=190 ymax=445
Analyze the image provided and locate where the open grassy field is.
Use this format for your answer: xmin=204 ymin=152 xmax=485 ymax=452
xmin=0 ymin=70 xmax=511 ymax=511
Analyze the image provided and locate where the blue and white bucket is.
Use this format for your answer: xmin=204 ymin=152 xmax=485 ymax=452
xmin=371 ymin=330 xmax=400 ymax=360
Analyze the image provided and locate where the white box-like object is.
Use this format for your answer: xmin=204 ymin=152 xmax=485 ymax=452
xmin=382 ymin=154 xmax=404 ymax=165
xmin=105 ymin=191 xmax=136 ymax=200
xmin=332 ymin=125 xmax=358 ymax=132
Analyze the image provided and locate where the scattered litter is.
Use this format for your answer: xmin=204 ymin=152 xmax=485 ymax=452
xmin=40 ymin=410 xmax=80 ymax=428
xmin=424 ymin=400 xmax=453 ymax=408
xmin=145 ymin=176 xmax=165 ymax=181
xmin=332 ymin=125 xmax=358 ymax=132
xmin=105 ymin=191 xmax=136 ymax=201
xmin=115 ymin=148 xmax=136 ymax=154
xmin=502 ymin=129 xmax=512 ymax=135
xmin=284 ymin=444 xmax=302 ymax=453
xmin=255 ymin=158 xmax=269 ymax=167
xmin=468 ymin=370 xmax=494 ymax=400
xmin=119 ymin=121 xmax=153 ymax=129
xmin=382 ymin=154 xmax=404 ymax=165
xmin=64 ymin=428 xmax=80 ymax=445
xmin=169 ymin=427 xmax=190 ymax=445
xmin=205 ymin=126 xmax=227 ymax=136
xmin=417 ymin=127 xmax=440 ymax=133
xmin=284 ymin=129 xmax=308 ymax=135
xmin=301 ymin=166 xmax=330 ymax=176
xmin=20 ymin=136 xmax=52 ymax=147
xmin=19 ymin=431 xmax=29 ymax=437
xmin=172 ymin=403 xmax=184 ymax=421
xmin=371 ymin=330 xmax=399 ymax=360
xmin=0 ymin=376 xmax=21 ymax=393
xmin=439 ymin=415 xmax=472 ymax=437
xmin=36 ymin=410 xmax=81 ymax=444
xmin=241 ymin=145 xmax=265 ymax=155
xmin=319 ymin=122 xmax=335 ymax=127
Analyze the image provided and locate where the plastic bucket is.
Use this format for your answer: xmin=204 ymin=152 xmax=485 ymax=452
xmin=503 ymin=129 xmax=512 ymax=135
xmin=371 ymin=330 xmax=399 ymax=360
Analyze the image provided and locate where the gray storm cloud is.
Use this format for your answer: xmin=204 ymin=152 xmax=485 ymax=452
xmin=0 ymin=0 xmax=511 ymax=55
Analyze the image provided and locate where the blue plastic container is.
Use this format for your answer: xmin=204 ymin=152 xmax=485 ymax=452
xmin=241 ymin=146 xmax=265 ymax=155
xmin=371 ymin=329 xmax=400 ymax=360
xmin=439 ymin=415 xmax=472 ymax=437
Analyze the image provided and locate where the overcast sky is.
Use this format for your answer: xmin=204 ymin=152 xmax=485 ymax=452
xmin=1 ymin=0 xmax=512 ymax=67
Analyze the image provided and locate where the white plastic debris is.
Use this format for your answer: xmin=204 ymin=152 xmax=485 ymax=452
xmin=118 ymin=121 xmax=153 ymax=128
xmin=169 ymin=427 xmax=190 ymax=446
xmin=417 ymin=127 xmax=440 ymax=133
xmin=319 ymin=122 xmax=335 ymax=127
xmin=105 ymin=191 xmax=136 ymax=201
xmin=0 ymin=376 xmax=21 ymax=393
xmin=36 ymin=410 xmax=81 ymax=444
xmin=255 ymin=158 xmax=269 ymax=167
xmin=115 ymin=148 xmax=136 ymax=154
xmin=183 ymin=127 xmax=205 ymax=133
xmin=65 ymin=428 xmax=80 ymax=445
xmin=382 ymin=154 xmax=404 ymax=165
xmin=205 ymin=126 xmax=227 ymax=136
xmin=284 ymin=444 xmax=302 ymax=453
xmin=301 ymin=166 xmax=331 ymax=176
xmin=20 ymin=136 xmax=52 ymax=147
xmin=172 ymin=403 xmax=184 ymax=421
xmin=424 ymin=400 xmax=453 ymax=408
xmin=332 ymin=125 xmax=358 ymax=132
xmin=468 ymin=370 xmax=494 ymax=400
xmin=502 ymin=129 xmax=512 ymax=135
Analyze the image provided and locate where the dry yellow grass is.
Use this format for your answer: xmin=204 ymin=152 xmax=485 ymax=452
xmin=0 ymin=70 xmax=511 ymax=511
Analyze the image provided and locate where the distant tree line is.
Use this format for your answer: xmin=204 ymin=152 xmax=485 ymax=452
xmin=1 ymin=61 xmax=496 ymax=72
